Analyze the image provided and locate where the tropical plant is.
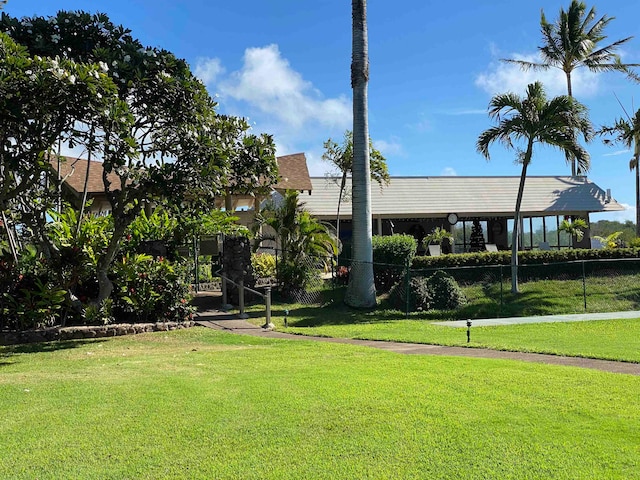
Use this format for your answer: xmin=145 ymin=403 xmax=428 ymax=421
xmin=592 ymin=231 xmax=623 ymax=249
xmin=558 ymin=218 xmax=588 ymax=247
xmin=502 ymin=0 xmax=639 ymax=175
xmin=477 ymin=81 xmax=592 ymax=293
xmin=254 ymin=190 xmax=338 ymax=296
xmin=322 ymin=130 xmax=389 ymax=240
xmin=599 ymin=107 xmax=640 ymax=236
xmin=423 ymin=227 xmax=453 ymax=246
xmin=346 ymin=0 xmax=376 ymax=308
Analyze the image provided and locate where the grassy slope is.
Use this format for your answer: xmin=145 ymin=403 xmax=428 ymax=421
xmin=1 ymin=328 xmax=639 ymax=479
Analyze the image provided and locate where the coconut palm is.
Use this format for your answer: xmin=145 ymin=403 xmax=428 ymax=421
xmin=503 ymin=0 xmax=639 ymax=175
xmin=599 ymin=108 xmax=640 ymax=236
xmin=346 ymin=0 xmax=376 ymax=308
xmin=322 ymin=130 xmax=389 ymax=242
xmin=477 ymin=82 xmax=593 ymax=293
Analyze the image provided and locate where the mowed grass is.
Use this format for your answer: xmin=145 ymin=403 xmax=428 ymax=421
xmin=240 ymin=278 xmax=640 ymax=362
xmin=1 ymin=328 xmax=639 ymax=479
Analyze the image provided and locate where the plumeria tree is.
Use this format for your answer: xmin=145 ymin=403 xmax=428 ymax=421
xmin=0 ymin=32 xmax=125 ymax=262
xmin=1 ymin=11 xmax=277 ymax=302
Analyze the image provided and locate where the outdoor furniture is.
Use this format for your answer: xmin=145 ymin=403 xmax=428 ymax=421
xmin=427 ymin=244 xmax=441 ymax=257
xmin=538 ymin=241 xmax=551 ymax=250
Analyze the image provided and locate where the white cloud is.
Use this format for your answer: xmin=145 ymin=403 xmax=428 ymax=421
xmin=218 ymin=44 xmax=351 ymax=130
xmin=603 ymin=149 xmax=631 ymax=157
xmin=475 ymin=52 xmax=600 ymax=98
xmin=194 ymin=57 xmax=225 ymax=86
xmin=374 ymin=138 xmax=403 ymax=156
xmin=441 ymin=167 xmax=458 ymax=176
xmin=443 ymin=109 xmax=487 ymax=116
xmin=592 ymin=203 xmax=636 ymax=223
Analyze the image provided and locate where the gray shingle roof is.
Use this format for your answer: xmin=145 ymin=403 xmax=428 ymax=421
xmin=305 ymin=176 xmax=624 ymax=218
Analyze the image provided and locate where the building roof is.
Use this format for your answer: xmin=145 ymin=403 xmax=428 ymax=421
xmin=50 ymin=157 xmax=120 ymax=196
xmin=51 ymin=153 xmax=313 ymax=196
xmin=273 ymin=153 xmax=312 ymax=192
xmin=306 ymin=176 xmax=624 ymax=218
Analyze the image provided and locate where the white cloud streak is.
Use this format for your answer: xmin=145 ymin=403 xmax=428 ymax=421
xmin=475 ymin=52 xmax=600 ymax=97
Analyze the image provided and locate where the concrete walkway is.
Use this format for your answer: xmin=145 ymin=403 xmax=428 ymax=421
xmin=194 ymin=307 xmax=640 ymax=376
xmin=436 ymin=310 xmax=640 ymax=327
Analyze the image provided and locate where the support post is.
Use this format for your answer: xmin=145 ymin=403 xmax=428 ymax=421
xmin=238 ymin=279 xmax=249 ymax=319
xmin=262 ymin=286 xmax=274 ymax=329
xmin=221 ymin=277 xmax=232 ymax=311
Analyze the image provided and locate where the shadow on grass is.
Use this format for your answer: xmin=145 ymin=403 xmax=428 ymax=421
xmin=0 ymin=339 xmax=108 ymax=357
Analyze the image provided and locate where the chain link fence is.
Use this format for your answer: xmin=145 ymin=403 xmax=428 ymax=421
xmin=255 ymin=248 xmax=334 ymax=305
xmin=339 ymin=257 xmax=640 ymax=318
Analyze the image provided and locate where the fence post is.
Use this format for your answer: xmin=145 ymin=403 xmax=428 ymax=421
xmin=405 ymin=258 xmax=410 ymax=318
xmin=582 ymin=260 xmax=587 ymax=311
xmin=238 ymin=279 xmax=249 ymax=319
xmin=499 ymin=264 xmax=503 ymax=314
xmin=262 ymin=286 xmax=274 ymax=329
xmin=221 ymin=276 xmax=231 ymax=311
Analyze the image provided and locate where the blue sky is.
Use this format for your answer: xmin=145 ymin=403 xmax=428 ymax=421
xmin=7 ymin=0 xmax=640 ymax=222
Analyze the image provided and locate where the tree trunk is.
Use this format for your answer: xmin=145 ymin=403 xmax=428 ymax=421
xmin=335 ymin=171 xmax=347 ymax=243
xmin=96 ymin=222 xmax=127 ymax=304
xmin=511 ymin=143 xmax=532 ymax=294
xmin=636 ymin=152 xmax=640 ymax=237
xmin=345 ymin=0 xmax=376 ymax=308
xmin=565 ymin=70 xmax=577 ymax=176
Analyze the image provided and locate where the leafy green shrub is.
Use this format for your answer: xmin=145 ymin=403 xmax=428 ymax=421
xmin=277 ymin=260 xmax=319 ymax=299
xmin=251 ymin=253 xmax=276 ymax=279
xmin=111 ymin=254 xmax=194 ymax=323
xmin=372 ymin=234 xmax=417 ymax=291
xmin=426 ymin=271 xmax=467 ymax=310
xmin=390 ymin=271 xmax=466 ymax=313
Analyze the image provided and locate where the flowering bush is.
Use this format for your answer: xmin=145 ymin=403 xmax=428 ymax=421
xmin=111 ymin=254 xmax=194 ymax=323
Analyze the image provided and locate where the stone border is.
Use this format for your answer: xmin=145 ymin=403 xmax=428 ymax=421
xmin=0 ymin=321 xmax=196 ymax=346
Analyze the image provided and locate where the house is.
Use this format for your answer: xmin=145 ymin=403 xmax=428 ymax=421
xmin=303 ymin=176 xmax=625 ymax=252
xmin=50 ymin=152 xmax=312 ymax=218
xmin=52 ymin=153 xmax=625 ymax=252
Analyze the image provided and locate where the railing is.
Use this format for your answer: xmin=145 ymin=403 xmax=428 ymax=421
xmin=218 ymin=272 xmax=273 ymax=329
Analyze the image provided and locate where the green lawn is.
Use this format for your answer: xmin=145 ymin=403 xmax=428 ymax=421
xmin=1 ymin=328 xmax=639 ymax=479
xmin=244 ymin=282 xmax=640 ymax=362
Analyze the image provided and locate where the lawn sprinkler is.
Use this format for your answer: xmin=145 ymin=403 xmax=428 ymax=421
xmin=466 ymin=320 xmax=472 ymax=343
xmin=284 ymin=309 xmax=289 ymax=328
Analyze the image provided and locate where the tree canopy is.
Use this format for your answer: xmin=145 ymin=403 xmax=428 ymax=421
xmin=0 ymin=10 xmax=277 ymax=302
xmin=477 ymin=81 xmax=592 ymax=293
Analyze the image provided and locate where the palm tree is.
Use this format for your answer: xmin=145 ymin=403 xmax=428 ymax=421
xmin=322 ymin=130 xmax=389 ymax=242
xmin=254 ymin=190 xmax=338 ymax=294
xmin=599 ymin=108 xmax=640 ymax=236
xmin=477 ymin=82 xmax=592 ymax=293
xmin=503 ymin=0 xmax=639 ymax=175
xmin=346 ymin=0 xmax=376 ymax=308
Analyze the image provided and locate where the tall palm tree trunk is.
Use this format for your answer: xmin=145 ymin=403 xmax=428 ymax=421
xmin=345 ymin=0 xmax=376 ymax=308
xmin=335 ymin=170 xmax=347 ymax=242
xmin=511 ymin=143 xmax=533 ymax=294
xmin=636 ymin=151 xmax=640 ymax=237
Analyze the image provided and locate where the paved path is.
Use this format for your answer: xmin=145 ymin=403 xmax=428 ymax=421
xmin=437 ymin=310 xmax=640 ymax=327
xmin=194 ymin=308 xmax=640 ymax=376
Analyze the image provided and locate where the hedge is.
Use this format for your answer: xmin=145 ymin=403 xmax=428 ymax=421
xmin=412 ymin=247 xmax=640 ymax=269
